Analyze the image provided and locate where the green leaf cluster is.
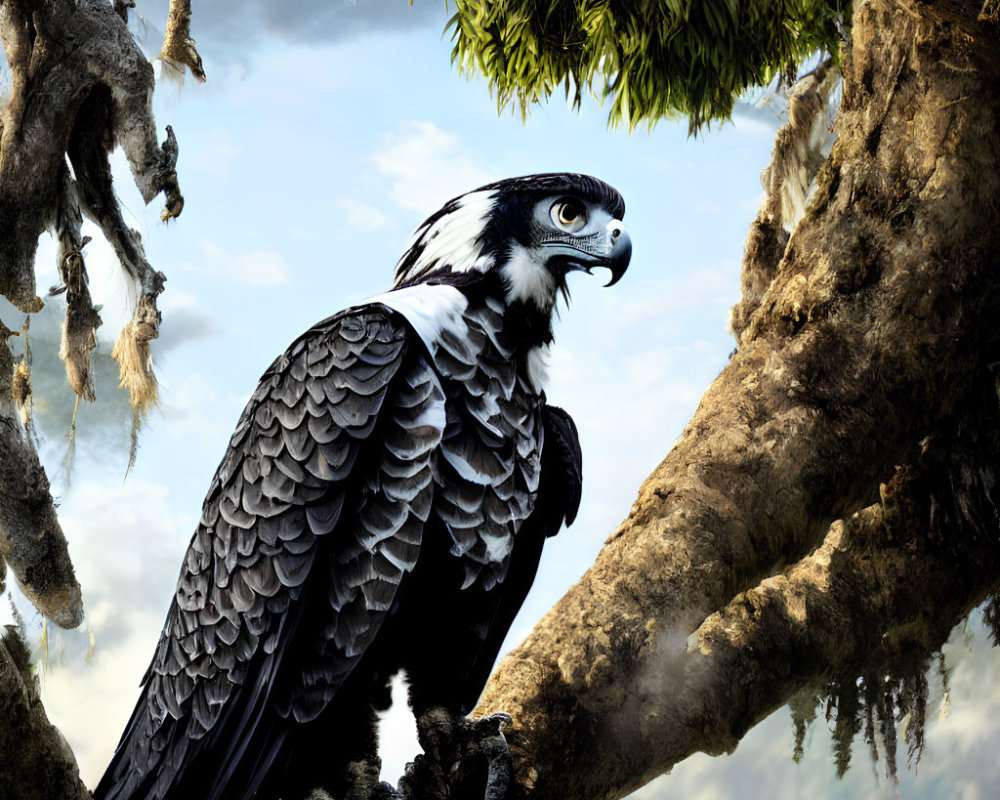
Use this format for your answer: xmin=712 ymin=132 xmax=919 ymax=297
xmin=448 ymin=0 xmax=848 ymax=132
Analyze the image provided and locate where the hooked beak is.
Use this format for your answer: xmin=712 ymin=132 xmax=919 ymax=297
xmin=542 ymin=219 xmax=632 ymax=287
xmin=599 ymin=220 xmax=631 ymax=287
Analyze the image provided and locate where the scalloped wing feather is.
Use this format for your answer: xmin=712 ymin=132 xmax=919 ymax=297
xmin=96 ymin=283 xmax=568 ymax=800
xmin=95 ymin=306 xmax=445 ymax=800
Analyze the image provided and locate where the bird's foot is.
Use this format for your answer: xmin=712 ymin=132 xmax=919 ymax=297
xmin=397 ymin=708 xmax=452 ymax=800
xmin=397 ymin=708 xmax=513 ymax=800
xmin=455 ymin=713 xmax=513 ymax=800
xmin=339 ymin=756 xmax=401 ymax=800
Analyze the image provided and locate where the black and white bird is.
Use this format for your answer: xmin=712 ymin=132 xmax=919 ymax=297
xmin=95 ymin=173 xmax=631 ymax=800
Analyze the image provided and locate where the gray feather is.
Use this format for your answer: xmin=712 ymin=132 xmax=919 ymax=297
xmin=106 ymin=285 xmax=559 ymax=796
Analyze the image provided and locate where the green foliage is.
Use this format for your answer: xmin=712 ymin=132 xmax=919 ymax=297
xmin=448 ymin=0 xmax=849 ymax=132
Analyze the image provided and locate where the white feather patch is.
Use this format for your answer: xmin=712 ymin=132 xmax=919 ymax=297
xmin=501 ymin=243 xmax=556 ymax=310
xmin=394 ymin=191 xmax=496 ymax=282
xmin=440 ymin=448 xmax=495 ymax=486
xmin=368 ymin=284 xmax=470 ymax=356
xmin=408 ymin=395 xmax=447 ymax=433
xmin=526 ymin=344 xmax=551 ymax=393
xmin=481 ymin=529 xmax=514 ymax=563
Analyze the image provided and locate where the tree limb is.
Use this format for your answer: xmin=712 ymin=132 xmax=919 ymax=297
xmin=0 ymin=626 xmax=91 ymax=799
xmin=0 ymin=0 xmax=185 ymax=623
xmin=475 ymin=2 xmax=1000 ymax=798
xmin=0 ymin=0 xmax=182 ymax=313
xmin=0 ymin=324 xmax=83 ymax=628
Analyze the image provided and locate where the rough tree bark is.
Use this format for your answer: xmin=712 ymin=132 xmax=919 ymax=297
xmin=0 ymin=0 xmax=184 ymax=626
xmin=0 ymin=0 xmax=202 ymax=795
xmin=473 ymin=1 xmax=1000 ymax=798
xmin=0 ymin=626 xmax=90 ymax=799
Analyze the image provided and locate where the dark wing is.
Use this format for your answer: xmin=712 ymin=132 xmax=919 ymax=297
xmin=529 ymin=405 xmax=582 ymax=531
xmin=95 ymin=305 xmax=445 ymax=800
xmin=455 ymin=404 xmax=582 ymax=712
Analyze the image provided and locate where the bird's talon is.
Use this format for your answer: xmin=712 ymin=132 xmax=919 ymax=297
xmin=487 ymin=712 xmax=512 ymax=730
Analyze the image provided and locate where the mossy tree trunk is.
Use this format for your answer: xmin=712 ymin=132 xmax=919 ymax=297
xmin=474 ymin=2 xmax=1000 ymax=798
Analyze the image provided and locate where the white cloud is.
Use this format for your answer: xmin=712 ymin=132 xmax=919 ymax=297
xmin=41 ymin=605 xmax=168 ymax=786
xmin=132 ymin=0 xmax=445 ymax=54
xmin=334 ymin=197 xmax=395 ymax=232
xmin=370 ymin=120 xmax=493 ymax=215
xmin=180 ymin=126 xmax=244 ymax=178
xmin=158 ymin=287 xmax=201 ymax=313
xmin=34 ymin=478 xmax=196 ymax=787
xmin=156 ymin=371 xmax=243 ymax=442
xmin=196 ymin=240 xmax=291 ymax=286
xmin=729 ymin=103 xmax=784 ymax=140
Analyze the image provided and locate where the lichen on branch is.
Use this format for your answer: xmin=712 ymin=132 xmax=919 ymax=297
xmin=160 ymin=0 xmax=207 ymax=83
xmin=0 ymin=0 xmax=185 ymax=624
xmin=0 ymin=0 xmax=181 ymax=444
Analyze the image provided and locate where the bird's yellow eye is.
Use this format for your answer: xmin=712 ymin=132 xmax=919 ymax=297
xmin=549 ymin=199 xmax=587 ymax=233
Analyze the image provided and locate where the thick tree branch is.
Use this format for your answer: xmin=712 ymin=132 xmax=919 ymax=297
xmin=475 ymin=2 xmax=1000 ymax=798
xmin=0 ymin=325 xmax=83 ymax=628
xmin=0 ymin=0 xmax=181 ymax=312
xmin=0 ymin=0 xmax=200 ymax=788
xmin=0 ymin=626 xmax=91 ymax=800
xmin=688 ymin=455 xmax=1000 ymax=770
xmin=0 ymin=0 xmax=184 ymax=624
xmin=731 ymin=60 xmax=839 ymax=339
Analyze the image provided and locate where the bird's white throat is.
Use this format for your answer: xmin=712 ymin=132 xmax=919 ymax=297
xmin=500 ymin=243 xmax=558 ymax=311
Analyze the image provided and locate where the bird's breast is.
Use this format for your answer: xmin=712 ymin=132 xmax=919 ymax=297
xmin=432 ymin=315 xmax=544 ymax=591
xmin=371 ymin=283 xmax=546 ymax=591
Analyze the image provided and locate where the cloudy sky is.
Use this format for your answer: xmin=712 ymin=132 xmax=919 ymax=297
xmin=1 ymin=0 xmax=998 ymax=797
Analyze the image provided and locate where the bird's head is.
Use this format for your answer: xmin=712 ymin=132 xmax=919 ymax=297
xmin=392 ymin=173 xmax=631 ymax=312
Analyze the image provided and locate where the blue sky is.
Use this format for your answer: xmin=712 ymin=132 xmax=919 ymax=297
xmin=1 ymin=1 xmax=997 ymax=797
